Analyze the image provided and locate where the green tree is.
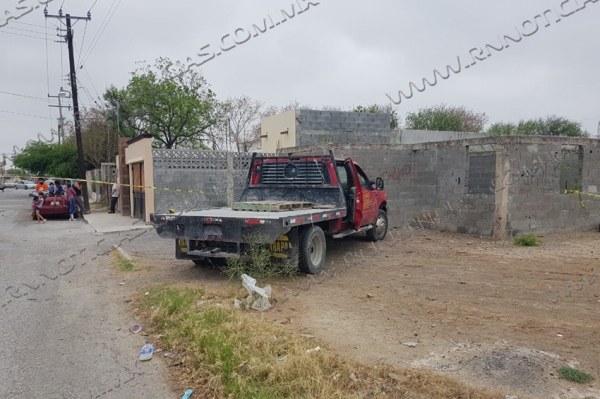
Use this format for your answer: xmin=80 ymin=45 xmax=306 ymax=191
xmin=405 ymin=104 xmax=488 ymax=133
xmin=12 ymin=141 xmax=78 ymax=178
xmin=487 ymin=115 xmax=588 ymax=137
xmin=104 ymin=57 xmax=221 ymax=149
xmin=353 ymin=104 xmax=399 ymax=129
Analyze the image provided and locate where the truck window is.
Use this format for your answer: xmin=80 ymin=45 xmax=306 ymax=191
xmin=355 ymin=165 xmax=371 ymax=190
xmin=336 ymin=165 xmax=349 ymax=191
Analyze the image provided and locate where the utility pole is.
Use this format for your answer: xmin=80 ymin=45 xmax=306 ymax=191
xmin=45 ymin=7 xmax=91 ymax=210
xmin=48 ymin=89 xmax=72 ymax=144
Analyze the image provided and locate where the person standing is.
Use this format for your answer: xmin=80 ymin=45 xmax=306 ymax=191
xmin=109 ymin=182 xmax=119 ymax=214
xmin=66 ymin=183 xmax=77 ymax=221
xmin=73 ymin=181 xmax=89 ymax=218
xmin=32 ymin=194 xmax=47 ymax=224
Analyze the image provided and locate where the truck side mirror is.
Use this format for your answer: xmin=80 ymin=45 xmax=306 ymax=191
xmin=376 ymin=177 xmax=384 ymax=191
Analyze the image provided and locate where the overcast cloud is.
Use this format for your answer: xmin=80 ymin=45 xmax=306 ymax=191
xmin=1 ymin=0 xmax=599 ymax=167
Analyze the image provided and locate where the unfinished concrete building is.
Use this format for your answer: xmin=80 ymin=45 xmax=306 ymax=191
xmin=279 ymin=136 xmax=600 ymax=237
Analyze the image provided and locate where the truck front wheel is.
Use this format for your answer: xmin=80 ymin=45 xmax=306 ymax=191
xmin=366 ymin=210 xmax=388 ymax=242
xmin=299 ymin=226 xmax=326 ymax=274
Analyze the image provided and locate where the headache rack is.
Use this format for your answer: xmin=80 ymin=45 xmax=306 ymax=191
xmin=246 ymin=152 xmax=336 ymax=187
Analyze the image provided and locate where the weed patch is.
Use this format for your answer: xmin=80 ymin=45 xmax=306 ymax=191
xmin=514 ymin=234 xmax=540 ymax=247
xmin=138 ymin=284 xmax=506 ymax=399
xmin=112 ymin=250 xmax=134 ymax=271
xmin=223 ymin=236 xmax=298 ymax=280
xmin=558 ymin=367 xmax=594 ymax=383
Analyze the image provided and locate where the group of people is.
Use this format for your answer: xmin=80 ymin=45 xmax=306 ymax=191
xmin=31 ymin=178 xmax=90 ymax=223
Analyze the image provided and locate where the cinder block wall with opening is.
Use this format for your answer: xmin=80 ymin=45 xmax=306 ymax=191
xmin=280 ymin=136 xmax=600 ymax=237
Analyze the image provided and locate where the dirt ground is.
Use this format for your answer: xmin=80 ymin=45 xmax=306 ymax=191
xmin=119 ymin=227 xmax=600 ymax=399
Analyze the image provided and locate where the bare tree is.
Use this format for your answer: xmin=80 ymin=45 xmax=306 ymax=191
xmin=218 ymin=96 xmax=264 ymax=152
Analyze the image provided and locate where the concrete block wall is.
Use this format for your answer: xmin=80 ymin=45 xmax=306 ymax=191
xmin=505 ymin=143 xmax=600 ymax=236
xmin=153 ymin=168 xmax=229 ymax=214
xmin=296 ymin=110 xmax=391 ymax=132
xmin=279 ymin=137 xmax=600 ymax=237
xmin=319 ymin=144 xmax=496 ymax=236
xmin=468 ymin=152 xmax=496 ymax=195
xmin=297 ymin=130 xmax=394 ymax=147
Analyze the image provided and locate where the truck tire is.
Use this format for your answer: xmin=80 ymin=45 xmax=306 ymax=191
xmin=366 ymin=210 xmax=388 ymax=242
xmin=299 ymin=226 xmax=326 ymax=274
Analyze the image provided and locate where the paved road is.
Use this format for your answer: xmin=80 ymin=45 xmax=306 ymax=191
xmin=0 ymin=189 xmax=174 ymax=399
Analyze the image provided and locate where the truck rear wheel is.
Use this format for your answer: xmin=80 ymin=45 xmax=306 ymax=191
xmin=299 ymin=226 xmax=326 ymax=274
xmin=366 ymin=210 xmax=388 ymax=242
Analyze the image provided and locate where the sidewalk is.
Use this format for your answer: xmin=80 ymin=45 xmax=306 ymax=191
xmin=85 ymin=211 xmax=153 ymax=233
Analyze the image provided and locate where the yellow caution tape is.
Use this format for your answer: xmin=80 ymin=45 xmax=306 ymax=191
xmin=32 ymin=175 xmax=235 ymax=197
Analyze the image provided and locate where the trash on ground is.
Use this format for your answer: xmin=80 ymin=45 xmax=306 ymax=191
xmin=278 ymin=355 xmax=287 ymax=362
xmin=196 ymin=300 xmax=206 ymax=306
xmin=181 ymin=389 xmax=193 ymax=399
xmin=130 ymin=324 xmax=142 ymax=334
xmin=139 ymin=341 xmax=154 ymax=361
xmin=164 ymin=352 xmax=175 ymax=358
xmin=144 ymin=292 xmax=149 ymax=296
xmin=119 ymin=282 xmax=126 ymax=286
xmin=233 ymin=361 xmax=247 ymax=371
xmin=403 ymin=342 xmax=418 ymax=347
xmin=366 ymin=293 xmax=374 ymax=298
xmin=300 ymin=334 xmax=315 ymax=339
xmin=155 ymin=348 xmax=162 ymax=354
xmin=307 ymin=346 xmax=321 ymax=353
xmin=235 ymin=274 xmax=273 ymax=311
xmin=349 ymin=372 xmax=359 ymax=382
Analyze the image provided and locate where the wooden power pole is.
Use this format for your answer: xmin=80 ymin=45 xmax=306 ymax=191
xmin=45 ymin=7 xmax=92 ymax=210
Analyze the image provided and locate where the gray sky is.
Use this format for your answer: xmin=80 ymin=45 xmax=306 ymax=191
xmin=1 ymin=0 xmax=599 ymax=167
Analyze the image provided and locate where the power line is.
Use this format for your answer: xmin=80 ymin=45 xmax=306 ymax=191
xmin=81 ymin=0 xmax=122 ymax=66
xmin=45 ymin=17 xmax=51 ymax=95
xmin=76 ymin=20 xmax=89 ymax=67
xmin=3 ymin=25 xmax=53 ymax=35
xmin=0 ymin=91 xmax=56 ymax=103
xmin=0 ymin=19 xmax=54 ymax=30
xmin=89 ymin=0 xmax=100 ymax=12
xmin=73 ymin=45 xmax=102 ymax=101
xmin=0 ymin=109 xmax=54 ymax=120
xmin=0 ymin=30 xmax=48 ymax=41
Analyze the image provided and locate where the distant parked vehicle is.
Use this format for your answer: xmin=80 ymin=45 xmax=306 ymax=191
xmin=15 ymin=180 xmax=36 ymax=190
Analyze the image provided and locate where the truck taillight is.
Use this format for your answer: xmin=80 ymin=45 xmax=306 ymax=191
xmin=247 ymin=219 xmax=262 ymax=225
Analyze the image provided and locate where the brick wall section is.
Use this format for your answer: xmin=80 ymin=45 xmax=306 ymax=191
xmin=279 ymin=136 xmax=600 ymax=237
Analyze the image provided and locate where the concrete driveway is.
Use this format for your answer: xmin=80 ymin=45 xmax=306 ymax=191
xmin=0 ymin=190 xmax=174 ymax=399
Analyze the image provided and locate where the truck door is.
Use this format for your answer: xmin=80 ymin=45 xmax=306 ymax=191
xmin=345 ymin=159 xmax=364 ymax=231
xmin=354 ymin=164 xmax=378 ymax=225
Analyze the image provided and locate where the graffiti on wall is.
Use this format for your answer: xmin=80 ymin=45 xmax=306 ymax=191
xmin=381 ymin=165 xmax=412 ymax=182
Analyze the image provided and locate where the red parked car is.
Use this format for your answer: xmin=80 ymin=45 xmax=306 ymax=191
xmin=30 ymin=192 xmax=70 ymax=219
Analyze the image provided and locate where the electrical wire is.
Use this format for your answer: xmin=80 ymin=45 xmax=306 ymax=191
xmin=89 ymin=0 xmax=100 ymax=12
xmin=0 ymin=91 xmax=56 ymax=103
xmin=73 ymin=45 xmax=102 ymax=102
xmin=45 ymin=17 xmax=50 ymax=96
xmin=0 ymin=30 xmax=48 ymax=41
xmin=0 ymin=19 xmax=54 ymax=30
xmin=0 ymin=110 xmax=54 ymax=120
xmin=81 ymin=0 xmax=122 ymax=66
xmin=76 ymin=20 xmax=89 ymax=67
xmin=80 ymin=0 xmax=119 ymax=62
xmin=3 ymin=25 xmax=53 ymax=35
